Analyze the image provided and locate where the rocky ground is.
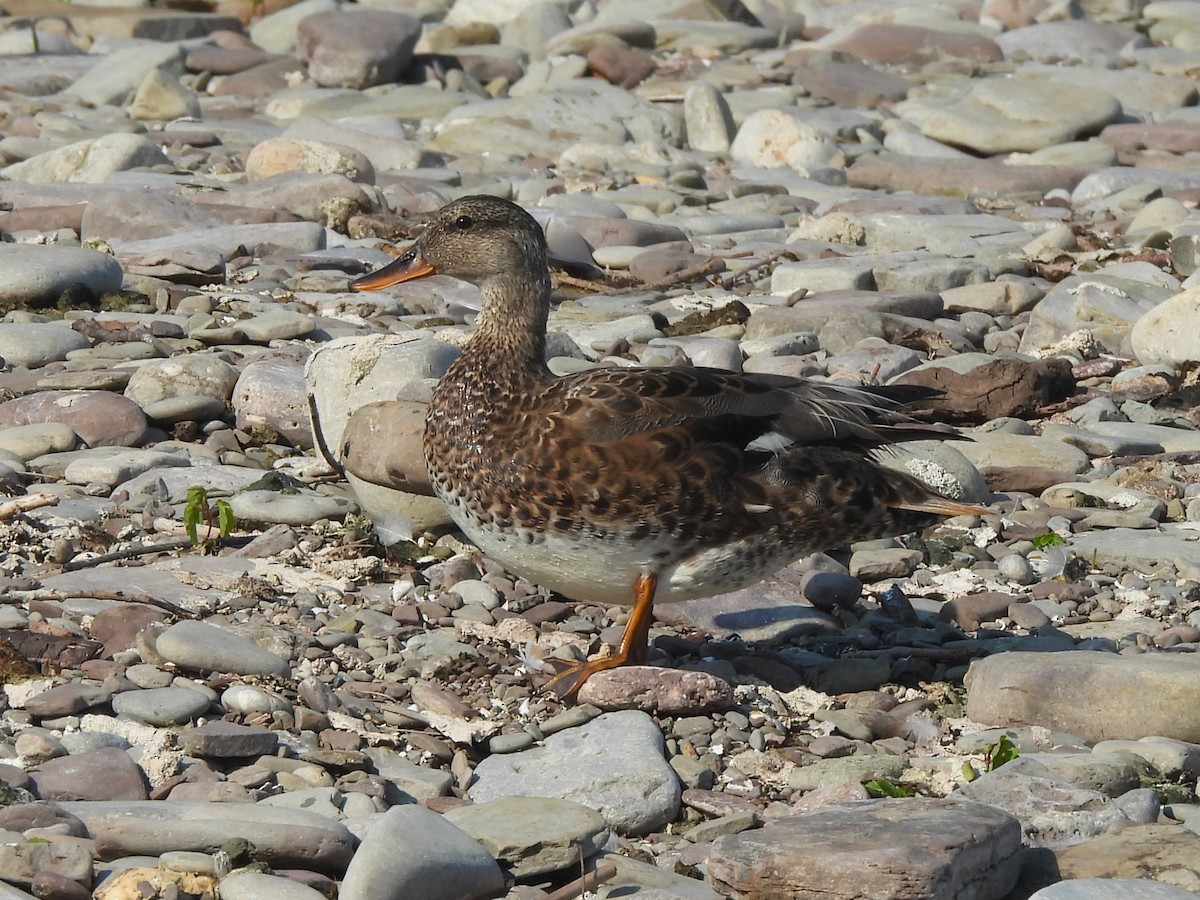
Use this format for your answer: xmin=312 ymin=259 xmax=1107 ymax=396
xmin=2 ymin=0 xmax=1200 ymax=898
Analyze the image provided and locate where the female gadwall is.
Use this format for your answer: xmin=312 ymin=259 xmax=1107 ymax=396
xmin=352 ymin=195 xmax=985 ymax=698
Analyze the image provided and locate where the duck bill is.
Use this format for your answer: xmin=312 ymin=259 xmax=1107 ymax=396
xmin=350 ymin=245 xmax=436 ymax=292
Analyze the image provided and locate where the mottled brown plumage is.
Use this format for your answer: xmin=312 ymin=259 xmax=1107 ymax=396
xmin=352 ymin=195 xmax=986 ymax=698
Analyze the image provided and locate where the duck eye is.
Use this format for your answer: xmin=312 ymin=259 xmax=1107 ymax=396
xmin=453 ymin=215 xmax=473 ymax=230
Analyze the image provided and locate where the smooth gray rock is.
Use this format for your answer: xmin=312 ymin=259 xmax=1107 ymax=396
xmin=227 ymin=489 xmax=355 ymax=526
xmin=469 ymin=710 xmax=681 ymax=835
xmin=1029 ymin=879 xmax=1200 ymax=900
xmin=2 ymin=133 xmax=171 ymax=184
xmin=1068 ymin=529 xmax=1200 ymax=581
xmin=155 ymin=620 xmax=290 ymax=677
xmin=966 ymin=651 xmax=1200 ymax=744
xmin=56 ymin=801 xmax=354 ymax=874
xmin=339 ymin=804 xmax=505 ymax=900
xmin=0 ymin=248 xmax=124 ymax=311
xmin=124 ymin=355 xmax=241 ymax=408
xmin=110 ymin=686 xmax=212 ymax=727
xmin=218 ymin=872 xmax=329 ymax=900
xmin=64 ymin=41 xmax=186 ymax=106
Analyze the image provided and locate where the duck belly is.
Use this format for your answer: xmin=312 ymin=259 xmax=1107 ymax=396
xmin=444 ymin=498 xmax=795 ymax=606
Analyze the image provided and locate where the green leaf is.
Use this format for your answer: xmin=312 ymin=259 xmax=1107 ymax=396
xmin=961 ymin=761 xmax=978 ymax=782
xmin=986 ymin=735 xmax=1020 ymax=771
xmin=1032 ymin=531 xmax=1065 ymax=551
xmin=183 ymin=503 xmax=202 ymax=546
xmin=215 ymin=500 xmax=236 ymax=539
xmin=864 ymin=779 xmax=915 ymax=798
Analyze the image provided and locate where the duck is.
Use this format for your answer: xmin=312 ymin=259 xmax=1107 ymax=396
xmin=351 ymin=195 xmax=986 ymax=699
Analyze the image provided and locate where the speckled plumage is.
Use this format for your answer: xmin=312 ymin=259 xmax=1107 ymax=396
xmin=352 ymin=195 xmax=986 ymax=696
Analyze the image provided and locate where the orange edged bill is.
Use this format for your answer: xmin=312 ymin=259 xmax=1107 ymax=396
xmin=351 ymin=245 xmax=436 ymax=291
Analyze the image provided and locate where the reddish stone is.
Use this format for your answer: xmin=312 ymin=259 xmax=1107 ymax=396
xmin=0 ymin=390 xmax=147 ymax=448
xmin=828 ymin=23 xmax=1003 ymax=65
xmin=893 ymin=357 xmax=1075 ymax=424
xmin=587 ymin=45 xmax=657 ymax=89
xmin=29 ymin=747 xmax=149 ymax=801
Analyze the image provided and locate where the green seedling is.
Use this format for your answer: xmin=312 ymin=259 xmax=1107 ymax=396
xmin=962 ymin=734 xmax=1020 ymax=782
xmin=1031 ymin=531 xmax=1066 ymax=551
xmin=864 ymin=779 xmax=915 ymax=798
xmin=183 ymin=486 xmax=236 ymax=549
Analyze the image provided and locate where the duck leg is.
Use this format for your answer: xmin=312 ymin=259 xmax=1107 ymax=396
xmin=544 ymin=572 xmax=658 ymax=701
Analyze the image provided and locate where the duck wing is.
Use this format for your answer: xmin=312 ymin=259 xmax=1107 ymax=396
xmin=546 ymin=366 xmax=956 ymax=452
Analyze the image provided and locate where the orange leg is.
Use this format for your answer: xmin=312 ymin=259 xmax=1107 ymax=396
xmin=544 ymin=572 xmax=657 ymax=701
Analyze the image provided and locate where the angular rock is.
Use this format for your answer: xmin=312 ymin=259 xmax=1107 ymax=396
xmin=443 ymin=796 xmax=609 ymax=878
xmin=893 ymin=355 xmax=1074 ymax=424
xmin=709 ymin=798 xmax=1022 ymax=899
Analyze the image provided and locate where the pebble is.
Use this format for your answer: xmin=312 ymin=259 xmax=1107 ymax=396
xmin=0 ymin=0 xmax=1194 ymax=894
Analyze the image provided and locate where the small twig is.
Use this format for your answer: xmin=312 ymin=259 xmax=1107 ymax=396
xmin=635 ymin=256 xmax=726 ymax=292
xmin=0 ymin=493 xmax=58 ymax=521
xmin=61 ymin=537 xmax=195 ymax=572
xmin=11 ymin=589 xmax=199 ymax=620
xmin=544 ymin=863 xmax=618 ymax=900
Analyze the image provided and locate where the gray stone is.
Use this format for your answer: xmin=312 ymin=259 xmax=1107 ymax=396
xmin=339 ymin=804 xmax=505 ymax=900
xmin=0 ymin=423 xmax=77 ymax=460
xmin=956 ymin=431 xmax=1091 ymax=475
xmin=469 ymin=710 xmax=681 ymax=835
xmin=0 ymin=248 xmax=124 ymax=312
xmin=227 ymin=489 xmax=355 ymax=526
xmin=896 ymin=75 xmax=1122 ymax=155
xmin=1132 ymin=286 xmax=1200 ymax=365
xmin=2 ymin=133 xmax=170 ymax=184
xmin=683 ymin=83 xmax=736 ymax=154
xmin=1020 ymin=267 xmax=1180 ymax=358
xmin=231 ymin=355 xmax=309 ymax=448
xmin=297 ymin=9 xmax=421 ymax=90
xmin=29 ymin=747 xmax=149 ymax=802
xmin=956 ymin=764 xmax=1128 ymax=848
xmin=362 ymin=747 xmax=453 ymax=802
xmin=124 ymin=355 xmax=241 ymax=408
xmin=428 ymin=80 xmax=681 ymax=158
xmin=57 ymin=800 xmax=354 ymax=874
xmin=218 ymin=872 xmax=329 ymax=900
xmin=304 ymin=335 xmax=459 ymax=464
xmin=1029 ymin=879 xmax=1200 ymax=900
xmin=1091 ymin=737 xmax=1200 ymax=779
xmin=129 ymin=68 xmax=201 ymax=121
xmin=443 ymin=796 xmax=609 ymax=877
xmin=788 ymin=754 xmax=908 ymax=792
xmin=64 ymin=40 xmax=185 ymax=106
xmin=966 ymin=651 xmax=1200 ymax=743
xmin=155 ymin=620 xmax=290 ymax=677
xmin=1068 ymin=529 xmax=1200 ymax=581
xmin=877 ymin=438 xmax=990 ymax=503
xmin=178 ymin=721 xmax=277 ymax=758
xmin=111 ymin=686 xmax=212 ymax=727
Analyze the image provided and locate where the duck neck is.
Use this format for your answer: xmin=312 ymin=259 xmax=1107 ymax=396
xmin=468 ymin=270 xmax=552 ymax=371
